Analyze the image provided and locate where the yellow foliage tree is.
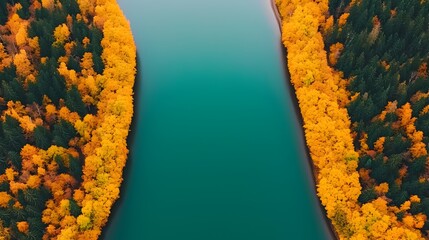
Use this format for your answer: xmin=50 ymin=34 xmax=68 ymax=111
xmin=13 ymin=49 xmax=33 ymax=78
xmin=0 ymin=192 xmax=12 ymax=208
xmin=41 ymin=0 xmax=55 ymax=10
xmin=15 ymin=25 xmax=28 ymax=47
xmin=54 ymin=24 xmax=71 ymax=44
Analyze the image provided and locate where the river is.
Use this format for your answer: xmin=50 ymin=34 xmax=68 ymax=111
xmin=102 ymin=0 xmax=331 ymax=239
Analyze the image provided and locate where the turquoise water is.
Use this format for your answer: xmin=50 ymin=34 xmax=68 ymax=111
xmin=103 ymin=0 xmax=330 ymax=239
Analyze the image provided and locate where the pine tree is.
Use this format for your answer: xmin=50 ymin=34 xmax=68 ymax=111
xmin=0 ymin=1 xmax=8 ymax=25
xmin=61 ymin=0 xmax=80 ymax=16
xmin=65 ymin=86 xmax=87 ymax=117
xmin=69 ymin=155 xmax=82 ymax=182
xmin=33 ymin=126 xmax=52 ymax=150
xmin=17 ymin=0 xmax=31 ymax=19
xmin=358 ymin=188 xmax=377 ymax=203
xmin=52 ymin=120 xmax=77 ymax=148
xmin=2 ymin=116 xmax=25 ymax=152
xmin=69 ymin=198 xmax=81 ymax=217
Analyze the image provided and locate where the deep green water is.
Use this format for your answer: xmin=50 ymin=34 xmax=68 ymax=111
xmin=103 ymin=0 xmax=330 ymax=239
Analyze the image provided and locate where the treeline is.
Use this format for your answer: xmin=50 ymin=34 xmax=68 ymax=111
xmin=325 ymin=0 xmax=429 ymax=238
xmin=276 ymin=0 xmax=426 ymax=238
xmin=0 ymin=0 xmax=135 ymax=239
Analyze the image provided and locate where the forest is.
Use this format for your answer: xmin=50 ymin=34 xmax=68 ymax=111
xmin=277 ymin=0 xmax=429 ymax=238
xmin=327 ymin=0 xmax=429 ymax=237
xmin=0 ymin=0 xmax=135 ymax=239
xmin=3 ymin=0 xmax=429 ymax=239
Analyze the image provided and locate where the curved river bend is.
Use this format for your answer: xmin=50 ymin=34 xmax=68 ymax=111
xmin=104 ymin=0 xmax=331 ymax=239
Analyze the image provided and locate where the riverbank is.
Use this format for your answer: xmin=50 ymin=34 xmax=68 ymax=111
xmin=270 ymin=0 xmax=282 ymax=31
xmin=269 ymin=1 xmax=337 ymax=239
xmin=274 ymin=1 xmax=429 ymax=238
xmin=273 ymin=0 xmax=369 ymax=239
xmin=70 ymin=0 xmax=137 ymax=239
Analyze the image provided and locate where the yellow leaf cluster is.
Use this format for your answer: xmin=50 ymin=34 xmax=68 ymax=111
xmin=41 ymin=0 xmax=55 ymax=10
xmin=374 ymin=183 xmax=389 ymax=195
xmin=54 ymin=24 xmax=71 ymax=44
xmin=0 ymin=192 xmax=12 ymax=208
xmin=13 ymin=49 xmax=34 ymax=78
xmin=15 ymin=25 xmax=28 ymax=47
xmin=3 ymin=101 xmax=36 ymax=134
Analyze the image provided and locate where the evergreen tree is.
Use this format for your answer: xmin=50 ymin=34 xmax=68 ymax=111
xmin=33 ymin=126 xmax=52 ymax=150
xmin=0 ymin=1 xmax=8 ymax=25
xmin=69 ymin=155 xmax=82 ymax=182
xmin=69 ymin=199 xmax=81 ymax=217
xmin=65 ymin=86 xmax=87 ymax=117
xmin=93 ymin=52 xmax=104 ymax=74
xmin=52 ymin=120 xmax=77 ymax=148
xmin=358 ymin=188 xmax=377 ymax=204
xmin=17 ymin=0 xmax=31 ymax=19
xmin=2 ymin=116 xmax=25 ymax=152
xmin=61 ymin=0 xmax=80 ymax=16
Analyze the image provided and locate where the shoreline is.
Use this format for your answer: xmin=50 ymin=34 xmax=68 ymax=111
xmin=270 ymin=0 xmax=282 ymax=31
xmin=100 ymin=52 xmax=142 ymax=239
xmin=269 ymin=0 xmax=338 ymax=239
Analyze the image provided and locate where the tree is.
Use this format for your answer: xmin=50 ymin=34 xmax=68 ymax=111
xmin=61 ymin=0 xmax=80 ymax=16
xmin=41 ymin=0 xmax=54 ymax=11
xmin=13 ymin=49 xmax=33 ymax=78
xmin=69 ymin=199 xmax=81 ymax=217
xmin=33 ymin=126 xmax=52 ymax=150
xmin=2 ymin=115 xmax=25 ymax=152
xmin=92 ymin=52 xmax=104 ymax=74
xmin=17 ymin=0 xmax=31 ymax=19
xmin=0 ymin=1 xmax=8 ymax=25
xmin=65 ymin=86 xmax=87 ymax=117
xmin=16 ymin=221 xmax=29 ymax=234
xmin=69 ymin=156 xmax=82 ymax=182
xmin=52 ymin=120 xmax=77 ymax=148
xmin=53 ymin=24 xmax=70 ymax=44
xmin=358 ymin=188 xmax=377 ymax=203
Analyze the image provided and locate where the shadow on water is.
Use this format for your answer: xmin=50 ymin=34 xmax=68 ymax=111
xmin=100 ymin=52 xmax=142 ymax=240
xmin=269 ymin=1 xmax=337 ymax=238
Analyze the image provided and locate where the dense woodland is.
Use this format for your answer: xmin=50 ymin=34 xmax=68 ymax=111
xmin=0 ymin=0 xmax=135 ymax=239
xmin=326 ymin=0 xmax=429 ymax=237
xmin=277 ymin=0 xmax=429 ymax=239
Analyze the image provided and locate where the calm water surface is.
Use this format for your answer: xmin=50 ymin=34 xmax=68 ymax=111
xmin=103 ymin=0 xmax=330 ymax=239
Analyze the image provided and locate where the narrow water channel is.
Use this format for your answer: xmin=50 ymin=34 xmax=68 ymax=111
xmin=103 ymin=0 xmax=331 ymax=239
